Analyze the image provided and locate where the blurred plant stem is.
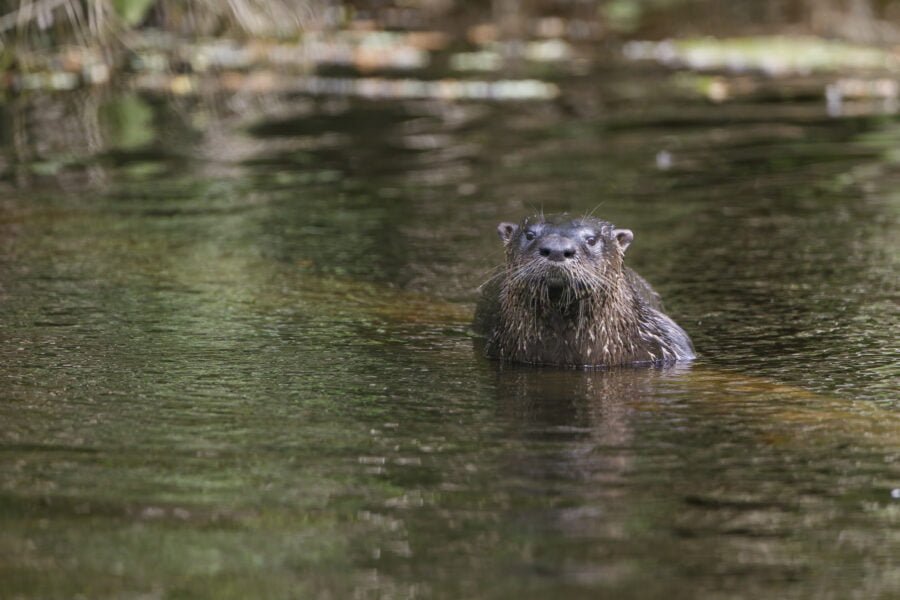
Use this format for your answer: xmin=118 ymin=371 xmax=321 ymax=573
xmin=0 ymin=0 xmax=331 ymax=51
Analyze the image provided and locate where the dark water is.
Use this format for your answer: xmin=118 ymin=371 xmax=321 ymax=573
xmin=1 ymin=62 xmax=898 ymax=599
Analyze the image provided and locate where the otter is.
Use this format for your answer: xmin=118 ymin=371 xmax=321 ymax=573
xmin=473 ymin=213 xmax=695 ymax=368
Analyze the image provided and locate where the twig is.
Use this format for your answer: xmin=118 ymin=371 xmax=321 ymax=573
xmin=0 ymin=0 xmax=71 ymax=33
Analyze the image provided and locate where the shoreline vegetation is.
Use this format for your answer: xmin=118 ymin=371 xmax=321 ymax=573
xmin=0 ymin=1 xmax=899 ymax=98
xmin=2 ymin=2 xmax=900 ymax=191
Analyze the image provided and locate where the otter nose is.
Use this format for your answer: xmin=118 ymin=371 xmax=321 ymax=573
xmin=538 ymin=236 xmax=577 ymax=262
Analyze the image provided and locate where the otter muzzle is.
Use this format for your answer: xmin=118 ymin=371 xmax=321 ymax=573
xmin=538 ymin=235 xmax=577 ymax=262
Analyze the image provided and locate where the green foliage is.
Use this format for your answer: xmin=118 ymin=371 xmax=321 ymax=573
xmin=111 ymin=0 xmax=156 ymax=26
xmin=604 ymin=0 xmax=644 ymax=33
xmin=100 ymin=94 xmax=155 ymax=149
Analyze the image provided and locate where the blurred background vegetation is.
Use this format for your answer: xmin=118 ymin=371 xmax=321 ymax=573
xmin=1 ymin=1 xmax=899 ymax=93
xmin=2 ymin=0 xmax=900 ymax=51
xmin=2 ymin=0 xmax=900 ymax=190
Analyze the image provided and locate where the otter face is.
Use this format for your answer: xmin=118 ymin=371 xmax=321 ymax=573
xmin=497 ymin=215 xmax=633 ymax=264
xmin=496 ymin=214 xmax=634 ymax=302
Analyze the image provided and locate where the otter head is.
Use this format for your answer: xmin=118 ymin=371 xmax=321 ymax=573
xmin=497 ymin=214 xmax=634 ymax=305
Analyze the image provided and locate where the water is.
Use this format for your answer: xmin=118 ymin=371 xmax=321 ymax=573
xmin=0 ymin=60 xmax=898 ymax=598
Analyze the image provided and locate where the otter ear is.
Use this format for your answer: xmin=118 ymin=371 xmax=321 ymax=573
xmin=497 ymin=222 xmax=519 ymax=244
xmin=613 ymin=228 xmax=633 ymax=252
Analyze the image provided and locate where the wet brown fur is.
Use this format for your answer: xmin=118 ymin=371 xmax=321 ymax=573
xmin=473 ymin=214 xmax=695 ymax=368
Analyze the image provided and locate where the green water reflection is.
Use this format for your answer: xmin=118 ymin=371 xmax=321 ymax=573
xmin=0 ymin=65 xmax=898 ymax=598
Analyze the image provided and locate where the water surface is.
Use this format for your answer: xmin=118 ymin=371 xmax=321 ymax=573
xmin=0 ymin=61 xmax=898 ymax=598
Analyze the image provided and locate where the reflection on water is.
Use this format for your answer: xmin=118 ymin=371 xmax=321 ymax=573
xmin=0 ymin=59 xmax=898 ymax=598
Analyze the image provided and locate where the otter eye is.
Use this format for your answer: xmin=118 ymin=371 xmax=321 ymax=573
xmin=524 ymin=230 xmax=536 ymax=241
xmin=585 ymin=236 xmax=598 ymax=246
